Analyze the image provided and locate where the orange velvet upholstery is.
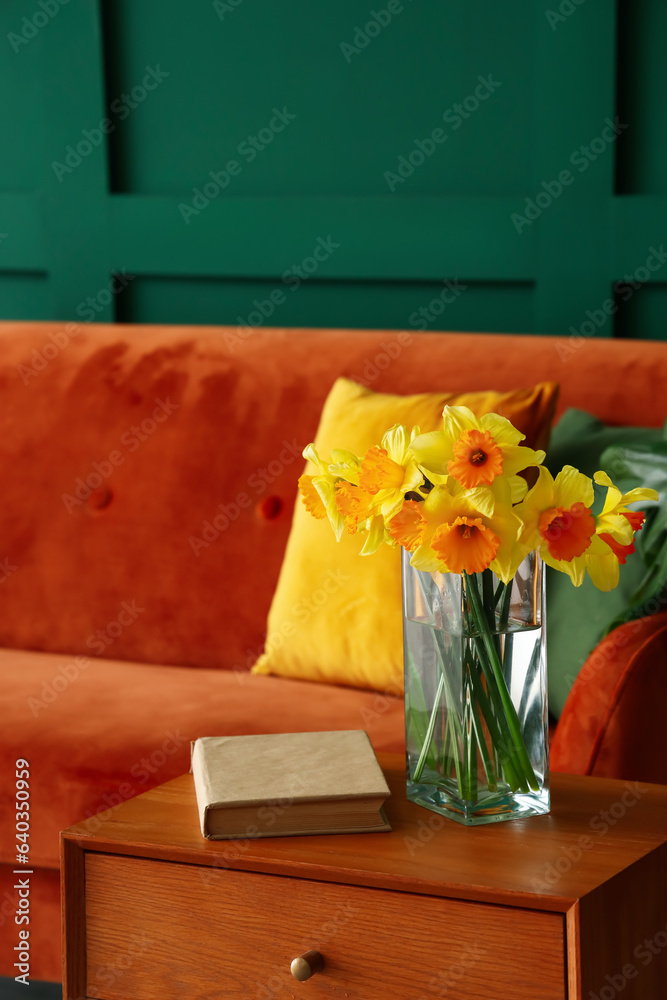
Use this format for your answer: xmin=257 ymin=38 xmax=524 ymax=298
xmin=2 ymin=322 xmax=667 ymax=982
xmin=0 ymin=648 xmax=403 ymax=873
xmin=2 ymin=324 xmax=666 ymax=669
xmin=550 ymin=612 xmax=667 ymax=783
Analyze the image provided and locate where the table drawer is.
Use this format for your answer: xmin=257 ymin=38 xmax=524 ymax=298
xmin=85 ymin=853 xmax=565 ymax=1000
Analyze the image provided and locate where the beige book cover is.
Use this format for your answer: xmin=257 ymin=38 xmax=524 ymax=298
xmin=191 ymin=730 xmax=391 ymax=839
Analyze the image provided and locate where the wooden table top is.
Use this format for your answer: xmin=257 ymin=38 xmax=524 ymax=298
xmin=61 ymin=754 xmax=667 ymax=914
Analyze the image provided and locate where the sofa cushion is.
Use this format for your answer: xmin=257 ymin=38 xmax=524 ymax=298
xmin=253 ymin=375 xmax=558 ymax=692
xmin=550 ymin=611 xmax=667 ymax=783
xmin=2 ymin=324 xmax=667 ymax=674
xmin=0 ymin=647 xmax=404 ymax=870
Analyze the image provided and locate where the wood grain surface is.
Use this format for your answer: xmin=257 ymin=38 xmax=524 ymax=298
xmin=61 ymin=755 xmax=667 ymax=1000
xmin=84 ymin=853 xmax=566 ymax=1000
xmin=62 ymin=756 xmax=667 ymax=912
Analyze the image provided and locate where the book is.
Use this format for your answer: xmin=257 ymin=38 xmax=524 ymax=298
xmin=190 ymin=730 xmax=391 ymax=839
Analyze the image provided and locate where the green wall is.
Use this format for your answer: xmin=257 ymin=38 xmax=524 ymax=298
xmin=1 ymin=0 xmax=666 ymax=338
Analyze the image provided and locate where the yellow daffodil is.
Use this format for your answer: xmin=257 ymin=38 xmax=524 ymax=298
xmin=298 ymin=444 xmax=346 ymax=540
xmin=390 ymin=480 xmax=522 ymax=581
xmin=330 ymin=431 xmax=414 ymax=557
xmin=409 ymin=405 xmax=545 ymax=502
xmin=581 ymin=471 xmax=659 ymax=590
xmin=332 ymin=423 xmax=424 ymax=546
xmin=356 ymin=424 xmax=424 ymax=520
xmin=593 ymin=470 xmax=658 ymax=545
xmin=328 ymin=448 xmax=362 ymax=485
xmin=300 ymin=414 xmax=660 ymax=595
xmin=334 ymin=481 xmax=376 ymax=535
xmin=516 ymin=465 xmax=596 ymax=585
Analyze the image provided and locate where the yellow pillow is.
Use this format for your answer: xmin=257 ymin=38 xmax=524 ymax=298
xmin=252 ymin=377 xmax=558 ymax=693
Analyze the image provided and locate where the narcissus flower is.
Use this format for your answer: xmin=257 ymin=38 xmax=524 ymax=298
xmin=388 ymin=500 xmax=425 ymax=552
xmin=331 ymin=424 xmax=423 ymax=546
xmin=356 ymin=424 xmax=424 ymax=520
xmin=298 ymin=445 xmax=346 ymax=540
xmin=300 ymin=414 xmax=659 ymax=594
xmin=516 ymin=465 xmax=596 ymax=585
xmin=410 ymin=405 xmax=545 ymax=501
xmin=334 ymin=481 xmax=376 ymax=535
xmin=390 ymin=480 xmax=522 ymax=581
xmin=585 ymin=471 xmax=659 ymax=589
xmin=593 ymin=470 xmax=657 ymax=546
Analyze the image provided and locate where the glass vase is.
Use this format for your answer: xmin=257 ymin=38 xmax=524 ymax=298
xmin=403 ymin=549 xmax=549 ymax=825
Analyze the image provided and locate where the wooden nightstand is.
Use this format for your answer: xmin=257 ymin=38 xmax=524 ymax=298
xmin=61 ymin=756 xmax=667 ymax=1000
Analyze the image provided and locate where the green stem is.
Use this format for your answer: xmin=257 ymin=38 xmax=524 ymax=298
xmin=499 ymin=579 xmax=513 ymax=630
xmin=464 ymin=654 xmax=500 ymax=792
xmin=447 ymin=708 xmax=464 ymax=800
xmin=412 ymin=672 xmax=445 ymax=782
xmin=462 ymin=675 xmax=478 ymax=802
xmin=467 ymin=652 xmax=520 ymax=791
xmin=464 ymin=572 xmax=539 ymax=792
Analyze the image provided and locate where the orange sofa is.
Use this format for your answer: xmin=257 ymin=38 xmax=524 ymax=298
xmin=2 ymin=322 xmax=667 ymax=982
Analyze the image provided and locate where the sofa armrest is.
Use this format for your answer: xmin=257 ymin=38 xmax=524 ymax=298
xmin=550 ymin=611 xmax=667 ymax=784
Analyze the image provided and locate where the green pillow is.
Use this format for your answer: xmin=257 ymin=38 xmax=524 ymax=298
xmin=544 ymin=409 xmax=662 ymax=718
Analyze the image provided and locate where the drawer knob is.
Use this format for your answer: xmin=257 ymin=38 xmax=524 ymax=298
xmin=290 ymin=950 xmax=324 ymax=981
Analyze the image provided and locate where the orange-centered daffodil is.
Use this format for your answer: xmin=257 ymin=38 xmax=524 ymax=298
xmin=410 ymin=405 xmax=545 ymax=501
xmin=333 ymin=423 xmax=423 ymax=533
xmin=593 ymin=470 xmax=657 ymax=545
xmin=431 ymin=515 xmax=501 ymax=575
xmin=583 ymin=471 xmax=659 ymax=590
xmin=297 ymin=444 xmax=347 ymax=540
xmin=516 ymin=465 xmax=597 ymax=585
xmin=447 ymin=428 xmax=505 ymax=488
xmin=391 ymin=478 xmax=522 ymax=581
xmin=334 ymin=481 xmax=376 ymax=535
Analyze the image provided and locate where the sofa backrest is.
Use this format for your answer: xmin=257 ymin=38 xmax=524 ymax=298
xmin=2 ymin=322 xmax=666 ymax=670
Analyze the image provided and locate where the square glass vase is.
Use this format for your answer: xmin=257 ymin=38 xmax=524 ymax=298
xmin=403 ymin=549 xmax=550 ymax=826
